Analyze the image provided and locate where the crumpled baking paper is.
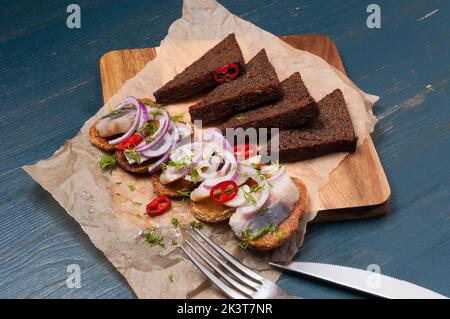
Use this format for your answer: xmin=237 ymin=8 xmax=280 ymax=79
xmin=24 ymin=0 xmax=378 ymax=298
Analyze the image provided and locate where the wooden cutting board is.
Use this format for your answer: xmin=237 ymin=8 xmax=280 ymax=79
xmin=99 ymin=34 xmax=391 ymax=223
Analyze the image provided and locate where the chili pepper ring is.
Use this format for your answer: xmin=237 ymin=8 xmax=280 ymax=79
xmin=210 ymin=181 xmax=239 ymax=204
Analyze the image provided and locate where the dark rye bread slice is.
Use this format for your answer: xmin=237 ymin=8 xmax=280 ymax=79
xmin=274 ymin=89 xmax=357 ymax=162
xmin=153 ymin=34 xmax=245 ymax=104
xmin=218 ymin=72 xmax=318 ymax=133
xmin=189 ymin=49 xmax=283 ymax=124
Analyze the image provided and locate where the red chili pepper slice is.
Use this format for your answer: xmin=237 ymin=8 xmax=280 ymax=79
xmin=118 ymin=134 xmax=144 ymax=151
xmin=233 ymin=144 xmax=258 ymax=159
xmin=213 ymin=64 xmax=240 ymax=83
xmin=146 ymin=196 xmax=171 ymax=216
xmin=210 ymin=181 xmax=238 ymax=204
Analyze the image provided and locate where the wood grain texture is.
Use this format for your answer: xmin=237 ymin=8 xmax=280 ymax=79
xmin=99 ymin=34 xmax=391 ymax=222
xmin=1 ymin=0 xmax=449 ymax=299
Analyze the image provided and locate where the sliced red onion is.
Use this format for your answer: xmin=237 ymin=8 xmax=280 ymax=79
xmin=267 ymin=165 xmax=286 ymax=183
xmin=147 ymin=123 xmax=180 ymax=175
xmin=185 ymin=156 xmax=221 ymax=182
xmin=223 ymin=185 xmax=250 ymax=208
xmin=108 ymin=97 xmax=142 ymax=145
xmin=136 ymin=110 xmax=170 ymax=152
xmin=140 ymin=132 xmax=172 ymax=158
xmin=234 ymin=165 xmax=258 ymax=186
xmin=203 ymin=128 xmax=232 ymax=152
xmin=138 ymin=101 xmax=149 ymax=127
xmin=220 ymin=150 xmax=237 ymax=175
xmin=202 ymin=170 xmax=239 ymax=190
xmin=237 ymin=180 xmax=270 ymax=217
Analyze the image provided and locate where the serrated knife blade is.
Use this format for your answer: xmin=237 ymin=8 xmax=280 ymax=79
xmin=270 ymin=261 xmax=447 ymax=299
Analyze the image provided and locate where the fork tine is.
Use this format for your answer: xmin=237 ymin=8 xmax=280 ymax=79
xmin=185 ymin=240 xmax=255 ymax=297
xmin=181 ymin=245 xmax=248 ymax=299
xmin=189 ymin=232 xmax=260 ymax=289
xmin=194 ymin=228 xmax=264 ymax=282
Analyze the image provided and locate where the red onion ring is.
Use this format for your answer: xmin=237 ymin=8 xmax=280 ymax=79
xmin=136 ymin=110 xmax=170 ymax=152
xmin=266 ymin=165 xmax=286 ymax=183
xmin=147 ymin=125 xmax=180 ymax=175
xmin=202 ymin=171 xmax=239 ymax=190
xmin=108 ymin=97 xmax=142 ymax=145
xmin=238 ymin=180 xmax=270 ymax=217
xmin=138 ymin=101 xmax=149 ymax=127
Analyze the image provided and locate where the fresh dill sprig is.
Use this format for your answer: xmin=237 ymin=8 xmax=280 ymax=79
xmin=144 ymin=100 xmax=162 ymax=108
xmin=150 ymin=109 xmax=163 ymax=118
xmin=239 ymin=224 xmax=276 ymax=249
xmin=99 ymin=154 xmax=117 ymax=171
xmin=170 ymin=113 xmax=185 ymax=122
xmin=128 ymin=185 xmax=136 ymax=191
xmin=171 ymin=217 xmax=180 ymax=228
xmin=143 ymin=232 xmax=164 ymax=246
xmin=168 ymin=273 xmax=174 ymax=282
xmin=136 ymin=122 xmax=158 ymax=136
xmin=176 ymin=189 xmax=192 ymax=200
xmin=190 ymin=221 xmax=203 ymax=229
xmin=169 ymin=239 xmax=178 ymax=246
xmin=126 ymin=148 xmax=141 ymax=165
xmin=129 ymin=199 xmax=142 ymax=207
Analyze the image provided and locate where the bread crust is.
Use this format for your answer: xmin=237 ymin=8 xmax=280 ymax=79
xmin=248 ymin=177 xmax=308 ymax=250
xmin=89 ymin=121 xmax=117 ymax=152
xmin=189 ymin=199 xmax=236 ymax=223
xmin=151 ymin=174 xmax=195 ymax=198
xmin=115 ymin=150 xmax=154 ymax=174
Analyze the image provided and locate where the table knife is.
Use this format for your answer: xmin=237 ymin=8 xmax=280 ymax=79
xmin=270 ymin=261 xmax=448 ymax=299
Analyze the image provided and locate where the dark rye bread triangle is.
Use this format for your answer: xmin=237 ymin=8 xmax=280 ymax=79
xmin=275 ymin=89 xmax=358 ymax=162
xmin=189 ymin=49 xmax=283 ymax=124
xmin=153 ymin=33 xmax=245 ymax=104
xmin=217 ymin=72 xmax=318 ymax=133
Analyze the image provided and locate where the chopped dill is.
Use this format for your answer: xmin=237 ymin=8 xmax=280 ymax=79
xmin=190 ymin=221 xmax=203 ymax=229
xmin=136 ymin=122 xmax=158 ymax=136
xmin=128 ymin=185 xmax=136 ymax=191
xmin=239 ymin=224 xmax=276 ymax=249
xmin=176 ymin=189 xmax=192 ymax=200
xmin=169 ymin=239 xmax=178 ymax=246
xmin=168 ymin=273 xmax=174 ymax=282
xmin=143 ymin=232 xmax=164 ymax=246
xmin=129 ymin=200 xmax=142 ymax=207
xmin=170 ymin=113 xmax=185 ymax=122
xmin=171 ymin=217 xmax=180 ymax=228
xmin=126 ymin=148 xmax=141 ymax=165
xmin=99 ymin=154 xmax=117 ymax=171
xmin=144 ymin=100 xmax=162 ymax=108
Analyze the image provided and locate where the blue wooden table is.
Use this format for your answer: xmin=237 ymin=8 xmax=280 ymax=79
xmin=1 ymin=0 xmax=449 ymax=299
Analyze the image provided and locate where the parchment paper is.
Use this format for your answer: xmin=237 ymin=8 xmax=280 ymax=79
xmin=24 ymin=0 xmax=378 ymax=299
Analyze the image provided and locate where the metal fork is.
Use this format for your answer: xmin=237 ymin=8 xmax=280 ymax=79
xmin=181 ymin=228 xmax=300 ymax=299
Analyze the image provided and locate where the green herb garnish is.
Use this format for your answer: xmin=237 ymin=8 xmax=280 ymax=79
xmin=171 ymin=217 xmax=180 ymax=228
xmin=161 ymin=157 xmax=191 ymax=172
xmin=128 ymin=185 xmax=136 ymax=191
xmin=239 ymin=224 xmax=276 ymax=249
xmin=126 ymin=148 xmax=141 ymax=165
xmin=276 ymin=231 xmax=288 ymax=239
xmin=170 ymin=113 xmax=185 ymax=122
xmin=150 ymin=109 xmax=163 ymax=118
xmin=130 ymin=200 xmax=142 ymax=207
xmin=169 ymin=239 xmax=178 ymax=246
xmin=189 ymin=167 xmax=200 ymax=183
xmin=144 ymin=232 xmax=164 ymax=246
xmin=190 ymin=221 xmax=203 ymax=229
xmin=99 ymin=154 xmax=117 ymax=171
xmin=168 ymin=273 xmax=174 ymax=282
xmin=176 ymin=189 xmax=192 ymax=201
xmin=136 ymin=122 xmax=158 ymax=136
